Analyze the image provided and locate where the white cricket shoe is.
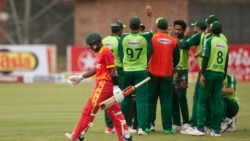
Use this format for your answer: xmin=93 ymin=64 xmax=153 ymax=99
xmin=210 ymin=130 xmax=221 ymax=137
xmin=125 ymin=127 xmax=137 ymax=134
xmin=150 ymin=125 xmax=155 ymax=132
xmin=65 ymin=133 xmax=84 ymax=141
xmin=181 ymin=123 xmax=190 ymax=131
xmin=188 ymin=128 xmax=205 ymax=136
xmin=172 ymin=125 xmax=181 ymax=132
xmin=221 ymin=118 xmax=233 ymax=133
xmin=123 ymin=133 xmax=133 ymax=141
xmin=228 ymin=117 xmax=236 ymax=132
xmin=137 ymin=128 xmax=148 ymax=135
xmin=228 ymin=126 xmax=236 ymax=131
xmin=180 ymin=127 xmax=195 ymax=135
xmin=204 ymin=127 xmax=211 ymax=135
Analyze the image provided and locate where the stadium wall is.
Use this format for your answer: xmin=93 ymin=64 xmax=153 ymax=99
xmin=73 ymin=0 xmax=188 ymax=45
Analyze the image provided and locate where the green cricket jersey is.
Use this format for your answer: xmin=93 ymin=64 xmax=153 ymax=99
xmin=223 ymin=74 xmax=239 ymax=104
xmin=177 ymin=37 xmax=189 ymax=70
xmin=203 ymin=35 xmax=228 ymax=73
xmin=140 ymin=31 xmax=153 ymax=61
xmin=102 ymin=34 xmax=122 ymax=67
xmin=120 ymin=32 xmax=152 ymax=71
xmin=182 ymin=32 xmax=205 ymax=67
xmin=205 ymin=33 xmax=228 ymax=43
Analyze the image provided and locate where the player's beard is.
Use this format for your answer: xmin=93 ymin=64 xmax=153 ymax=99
xmin=90 ymin=42 xmax=101 ymax=52
xmin=92 ymin=44 xmax=99 ymax=52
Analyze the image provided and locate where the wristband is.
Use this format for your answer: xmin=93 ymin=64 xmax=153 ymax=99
xmin=111 ymin=76 xmax=119 ymax=86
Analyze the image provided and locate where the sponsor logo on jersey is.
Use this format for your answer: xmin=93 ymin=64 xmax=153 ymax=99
xmin=128 ymin=41 xmax=140 ymax=46
xmin=216 ymin=43 xmax=225 ymax=48
xmin=157 ymin=38 xmax=171 ymax=44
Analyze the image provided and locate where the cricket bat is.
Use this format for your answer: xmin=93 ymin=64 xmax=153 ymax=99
xmin=99 ymin=77 xmax=150 ymax=110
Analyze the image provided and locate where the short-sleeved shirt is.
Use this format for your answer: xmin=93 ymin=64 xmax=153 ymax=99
xmin=120 ymin=32 xmax=152 ymax=71
xmin=95 ymin=46 xmax=115 ymax=81
xmin=102 ymin=34 xmax=122 ymax=67
xmin=140 ymin=31 xmax=153 ymax=60
xmin=148 ymin=32 xmax=177 ymax=77
xmin=182 ymin=32 xmax=205 ymax=68
xmin=203 ymin=35 xmax=228 ymax=73
xmin=223 ymin=74 xmax=239 ymax=104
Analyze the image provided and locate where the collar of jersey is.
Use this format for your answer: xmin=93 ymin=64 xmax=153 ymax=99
xmin=98 ymin=46 xmax=106 ymax=53
xmin=131 ymin=31 xmax=139 ymax=34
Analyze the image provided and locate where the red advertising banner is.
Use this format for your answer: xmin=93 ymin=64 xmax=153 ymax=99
xmin=188 ymin=44 xmax=250 ymax=81
xmin=188 ymin=47 xmax=200 ymax=73
xmin=0 ymin=75 xmax=24 ymax=83
xmin=227 ymin=45 xmax=250 ymax=81
xmin=67 ymin=46 xmax=98 ymax=73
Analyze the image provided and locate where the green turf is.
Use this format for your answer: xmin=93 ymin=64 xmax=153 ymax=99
xmin=0 ymin=82 xmax=250 ymax=141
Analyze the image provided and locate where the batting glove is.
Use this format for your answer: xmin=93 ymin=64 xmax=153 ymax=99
xmin=67 ymin=75 xmax=84 ymax=87
xmin=113 ymin=86 xmax=124 ymax=103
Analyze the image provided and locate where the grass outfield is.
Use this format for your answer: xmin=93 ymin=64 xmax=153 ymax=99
xmin=0 ymin=82 xmax=250 ymax=141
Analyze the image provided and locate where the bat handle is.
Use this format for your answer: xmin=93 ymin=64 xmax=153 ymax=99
xmin=135 ymin=77 xmax=151 ymax=88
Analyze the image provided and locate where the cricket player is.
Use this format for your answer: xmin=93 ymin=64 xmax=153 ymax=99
xmin=102 ymin=20 xmax=136 ymax=134
xmin=65 ymin=32 xmax=133 ymax=141
xmin=178 ymin=20 xmax=207 ymax=134
xmin=119 ymin=16 xmax=152 ymax=135
xmin=190 ymin=21 xmax=229 ymax=137
xmin=171 ymin=20 xmax=189 ymax=132
xmin=194 ymin=15 xmax=228 ymax=132
xmin=119 ymin=5 xmax=154 ymax=135
xmin=194 ymin=15 xmax=227 ymax=59
xmin=147 ymin=17 xmax=180 ymax=134
xmin=204 ymin=15 xmax=227 ymax=42
xmin=221 ymin=74 xmax=239 ymax=132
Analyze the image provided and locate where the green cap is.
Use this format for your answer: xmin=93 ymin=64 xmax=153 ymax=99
xmin=191 ymin=20 xmax=207 ymax=30
xmin=210 ymin=21 xmax=222 ymax=31
xmin=205 ymin=15 xmax=219 ymax=24
xmin=85 ymin=32 xmax=102 ymax=45
xmin=130 ymin=17 xmax=141 ymax=27
xmin=111 ymin=20 xmax=126 ymax=29
xmin=156 ymin=17 xmax=168 ymax=29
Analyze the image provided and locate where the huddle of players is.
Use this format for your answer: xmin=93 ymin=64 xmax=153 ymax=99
xmin=102 ymin=6 xmax=239 ymax=138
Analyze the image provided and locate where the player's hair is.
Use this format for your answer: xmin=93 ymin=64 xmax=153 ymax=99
xmin=200 ymin=25 xmax=207 ymax=31
xmin=174 ymin=20 xmax=187 ymax=31
xmin=130 ymin=24 xmax=140 ymax=30
xmin=111 ymin=27 xmax=121 ymax=33
xmin=211 ymin=28 xmax=222 ymax=34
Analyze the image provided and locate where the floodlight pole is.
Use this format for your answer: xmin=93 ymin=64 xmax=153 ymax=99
xmin=23 ymin=0 xmax=31 ymax=44
xmin=9 ymin=0 xmax=23 ymax=43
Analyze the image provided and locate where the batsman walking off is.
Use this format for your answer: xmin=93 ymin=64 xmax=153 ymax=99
xmin=65 ymin=32 xmax=133 ymax=141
